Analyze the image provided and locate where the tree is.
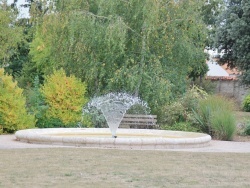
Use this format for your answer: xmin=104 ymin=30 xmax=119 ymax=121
xmin=41 ymin=68 xmax=88 ymax=126
xmin=6 ymin=0 xmax=48 ymax=86
xmin=4 ymin=18 xmax=34 ymax=79
xmin=0 ymin=0 xmax=23 ymax=67
xmin=29 ymin=0 xmax=208 ymax=113
xmin=0 ymin=68 xmax=35 ymax=133
xmin=215 ymin=0 xmax=250 ymax=84
xmin=202 ymin=0 xmax=225 ymax=26
xmin=201 ymin=0 xmax=226 ymax=47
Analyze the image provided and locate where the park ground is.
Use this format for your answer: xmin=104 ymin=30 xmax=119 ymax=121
xmin=0 ymin=110 xmax=250 ymax=187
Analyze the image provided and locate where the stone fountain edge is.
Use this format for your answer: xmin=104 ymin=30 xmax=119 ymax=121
xmin=15 ymin=128 xmax=211 ymax=150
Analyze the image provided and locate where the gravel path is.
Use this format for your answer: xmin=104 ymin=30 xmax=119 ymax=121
xmin=1 ymin=134 xmax=250 ymax=153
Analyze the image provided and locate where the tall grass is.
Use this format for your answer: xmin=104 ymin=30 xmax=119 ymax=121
xmin=211 ymin=110 xmax=236 ymax=140
xmin=194 ymin=95 xmax=236 ymax=141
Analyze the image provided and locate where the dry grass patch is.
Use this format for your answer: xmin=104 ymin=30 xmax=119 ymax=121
xmin=234 ymin=111 xmax=250 ymax=141
xmin=235 ymin=111 xmax=250 ymax=122
xmin=0 ymin=148 xmax=250 ymax=187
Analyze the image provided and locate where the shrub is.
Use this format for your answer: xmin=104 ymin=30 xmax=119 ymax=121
xmin=192 ymin=78 xmax=216 ymax=94
xmin=210 ymin=110 xmax=236 ymax=141
xmin=193 ymin=95 xmax=236 ymax=140
xmin=40 ymin=69 xmax=88 ymax=126
xmin=82 ymin=105 xmax=108 ymax=128
xmin=236 ymin=120 xmax=250 ymax=136
xmin=25 ymin=75 xmax=78 ymax=128
xmin=158 ymin=86 xmax=207 ymax=126
xmin=25 ymin=76 xmax=48 ymax=127
xmin=159 ymin=101 xmax=185 ymax=125
xmin=126 ymin=104 xmax=150 ymax=115
xmin=242 ymin=94 xmax=250 ymax=112
xmin=245 ymin=125 xmax=250 ymax=135
xmin=243 ymin=121 xmax=250 ymax=135
xmin=0 ymin=68 xmax=35 ymax=133
xmin=161 ymin=122 xmax=199 ymax=132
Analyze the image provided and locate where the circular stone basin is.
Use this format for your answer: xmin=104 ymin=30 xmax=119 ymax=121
xmin=15 ymin=128 xmax=211 ymax=150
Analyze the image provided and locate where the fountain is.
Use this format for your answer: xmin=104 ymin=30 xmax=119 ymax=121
xmin=15 ymin=92 xmax=211 ymax=150
xmin=83 ymin=92 xmax=149 ymax=138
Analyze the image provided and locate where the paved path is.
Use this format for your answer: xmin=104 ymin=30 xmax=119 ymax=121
xmin=1 ymin=134 xmax=250 ymax=153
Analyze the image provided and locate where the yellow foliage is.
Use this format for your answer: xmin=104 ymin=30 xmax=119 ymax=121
xmin=0 ymin=68 xmax=36 ymax=133
xmin=41 ymin=69 xmax=88 ymax=125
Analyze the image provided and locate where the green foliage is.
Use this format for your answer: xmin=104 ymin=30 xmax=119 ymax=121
xmin=1 ymin=0 xmax=214 ymax=123
xmin=193 ymin=95 xmax=236 ymax=140
xmin=201 ymin=0 xmax=225 ymax=46
xmin=29 ymin=0 xmax=208 ymax=113
xmin=159 ymin=101 xmax=186 ymax=125
xmin=5 ymin=17 xmax=35 ymax=79
xmin=0 ymin=68 xmax=35 ymax=133
xmin=15 ymin=59 xmax=43 ymax=88
xmin=211 ymin=110 xmax=236 ymax=140
xmin=80 ymin=113 xmax=94 ymax=128
xmin=236 ymin=119 xmax=250 ymax=136
xmin=188 ymin=62 xmax=208 ymax=81
xmin=244 ymin=122 xmax=250 ymax=135
xmin=35 ymin=117 xmax=64 ymax=128
xmin=214 ymin=0 xmax=250 ymax=84
xmin=161 ymin=122 xmax=199 ymax=132
xmin=83 ymin=108 xmax=107 ymax=128
xmin=201 ymin=0 xmax=225 ymax=26
xmin=126 ymin=104 xmax=150 ymax=115
xmin=192 ymin=78 xmax=216 ymax=94
xmin=25 ymin=75 xmax=49 ymax=128
xmin=0 ymin=1 xmax=23 ymax=66
xmin=40 ymin=69 xmax=88 ymax=126
xmin=242 ymin=94 xmax=250 ymax=112
xmin=26 ymin=76 xmax=44 ymax=112
xmin=158 ymin=86 xmax=208 ymax=125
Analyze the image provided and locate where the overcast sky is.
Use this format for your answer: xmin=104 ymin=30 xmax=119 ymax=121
xmin=7 ymin=0 xmax=29 ymax=18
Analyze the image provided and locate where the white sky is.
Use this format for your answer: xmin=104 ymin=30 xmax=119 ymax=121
xmin=7 ymin=0 xmax=29 ymax=18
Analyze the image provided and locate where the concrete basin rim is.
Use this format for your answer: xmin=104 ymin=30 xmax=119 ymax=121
xmin=15 ymin=128 xmax=211 ymax=149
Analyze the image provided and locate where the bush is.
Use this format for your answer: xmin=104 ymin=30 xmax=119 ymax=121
xmin=40 ymin=69 xmax=88 ymax=126
xmin=193 ymin=95 xmax=236 ymax=140
xmin=242 ymin=94 xmax=250 ymax=112
xmin=243 ymin=121 xmax=250 ymax=135
xmin=236 ymin=120 xmax=250 ymax=136
xmin=0 ymin=68 xmax=35 ymax=133
xmin=126 ymin=104 xmax=150 ymax=115
xmin=82 ymin=108 xmax=107 ymax=128
xmin=25 ymin=76 xmax=47 ymax=128
xmin=245 ymin=125 xmax=250 ymax=135
xmin=158 ymin=86 xmax=207 ymax=126
xmin=161 ymin=122 xmax=199 ymax=132
xmin=192 ymin=78 xmax=216 ymax=94
xmin=25 ymin=75 xmax=78 ymax=128
xmin=158 ymin=101 xmax=185 ymax=125
xmin=211 ymin=110 xmax=236 ymax=141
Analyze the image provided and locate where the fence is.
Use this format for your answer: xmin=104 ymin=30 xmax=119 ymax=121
xmin=212 ymin=79 xmax=249 ymax=104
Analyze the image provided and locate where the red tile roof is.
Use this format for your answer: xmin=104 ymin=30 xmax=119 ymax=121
xmin=221 ymin=64 xmax=240 ymax=75
xmin=205 ymin=76 xmax=238 ymax=81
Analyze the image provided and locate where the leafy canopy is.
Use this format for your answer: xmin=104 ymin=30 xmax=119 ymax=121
xmin=215 ymin=0 xmax=250 ymax=84
xmin=41 ymin=68 xmax=88 ymax=125
xmin=28 ymin=0 xmax=208 ymax=113
xmin=0 ymin=0 xmax=23 ymax=67
xmin=0 ymin=68 xmax=35 ymax=133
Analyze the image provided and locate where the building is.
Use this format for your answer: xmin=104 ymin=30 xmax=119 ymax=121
xmin=205 ymin=59 xmax=248 ymax=105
